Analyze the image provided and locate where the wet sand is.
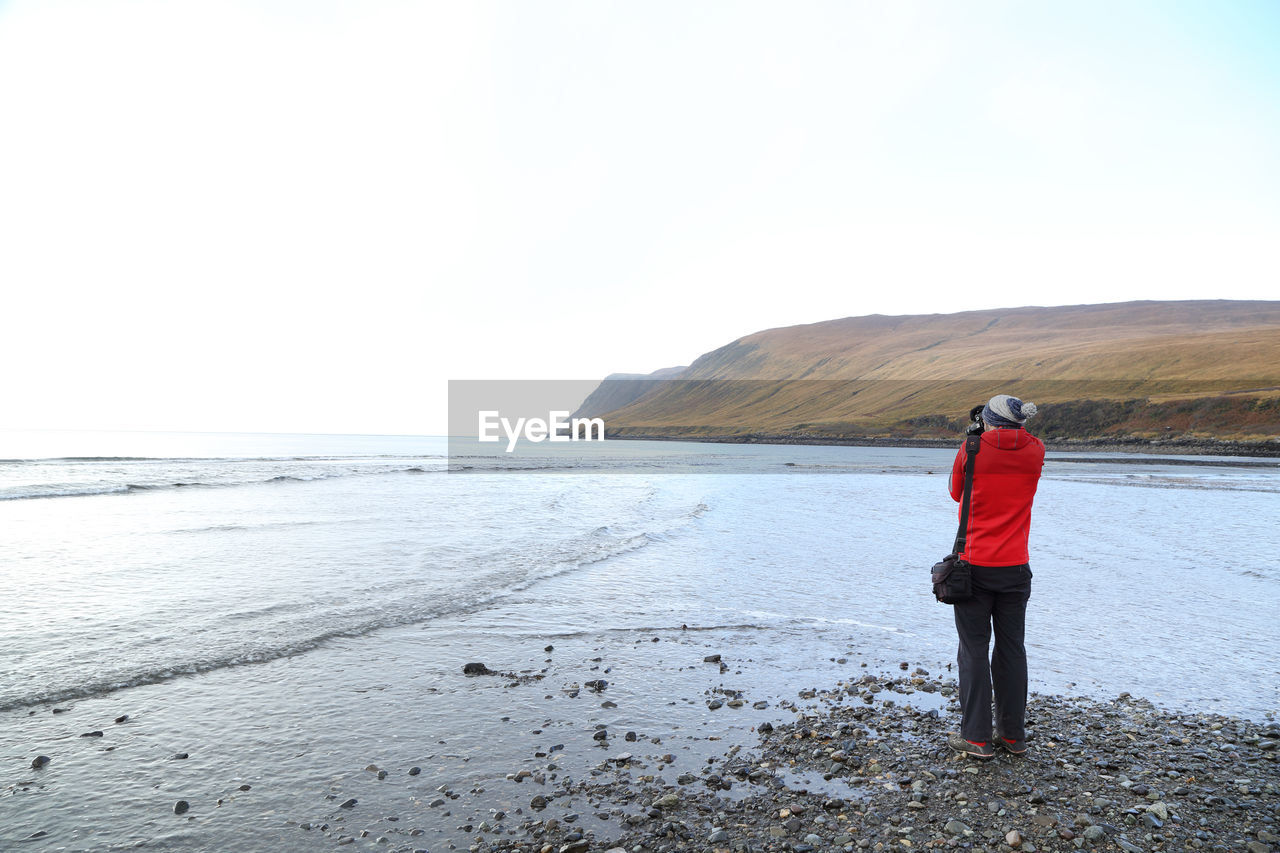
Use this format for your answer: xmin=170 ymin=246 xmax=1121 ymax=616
xmin=459 ymin=667 xmax=1280 ymax=853
xmin=10 ymin=631 xmax=1278 ymax=852
xmin=404 ymin=654 xmax=1280 ymax=853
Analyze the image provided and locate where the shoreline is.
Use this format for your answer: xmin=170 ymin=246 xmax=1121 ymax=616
xmin=11 ymin=632 xmax=1278 ymax=852
xmin=604 ymin=433 xmax=1280 ymax=460
xmin=453 ymin=666 xmax=1280 ymax=853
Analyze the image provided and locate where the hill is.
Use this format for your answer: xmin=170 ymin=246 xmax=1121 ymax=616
xmin=584 ymin=301 xmax=1280 ymax=449
xmin=573 ymin=366 xmax=687 ymax=419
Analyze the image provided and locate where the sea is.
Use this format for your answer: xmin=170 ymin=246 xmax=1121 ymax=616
xmin=2 ymin=430 xmax=1278 ymax=851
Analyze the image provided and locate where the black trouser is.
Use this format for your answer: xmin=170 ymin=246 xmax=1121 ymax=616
xmin=953 ymin=563 xmax=1032 ymax=743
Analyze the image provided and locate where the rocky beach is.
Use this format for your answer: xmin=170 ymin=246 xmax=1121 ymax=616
xmin=11 ymin=612 xmax=1279 ymax=853
xmin=290 ymin=654 xmax=1279 ymax=853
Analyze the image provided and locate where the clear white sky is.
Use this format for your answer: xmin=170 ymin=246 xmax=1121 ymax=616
xmin=2 ymin=0 xmax=1277 ymax=435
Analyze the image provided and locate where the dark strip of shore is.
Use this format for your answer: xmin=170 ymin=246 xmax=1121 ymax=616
xmin=459 ymin=670 xmax=1280 ymax=853
xmin=606 ymin=433 xmax=1280 ymax=460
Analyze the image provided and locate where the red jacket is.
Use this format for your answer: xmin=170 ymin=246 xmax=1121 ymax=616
xmin=949 ymin=428 xmax=1045 ymax=567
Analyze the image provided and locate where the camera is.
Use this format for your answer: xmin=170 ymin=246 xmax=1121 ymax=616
xmin=966 ymin=405 xmax=985 ymax=435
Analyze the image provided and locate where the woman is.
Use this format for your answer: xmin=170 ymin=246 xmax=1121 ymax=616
xmin=947 ymin=394 xmax=1045 ymax=758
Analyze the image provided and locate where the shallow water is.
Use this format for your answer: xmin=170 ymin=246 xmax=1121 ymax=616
xmin=2 ymin=432 xmax=1277 ymax=850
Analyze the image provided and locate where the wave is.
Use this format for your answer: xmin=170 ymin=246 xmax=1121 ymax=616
xmin=448 ymin=462 xmax=584 ymax=473
xmin=0 ymin=456 xmax=165 ymax=464
xmin=1043 ymin=473 xmax=1280 ymax=494
xmin=1049 ymin=455 xmax=1280 ymax=469
xmin=166 ymin=519 xmax=333 ymax=535
xmin=736 ymin=608 xmax=917 ymax=637
xmin=528 ymin=621 xmax=776 ymax=640
xmin=0 ymin=464 xmax=444 ymax=502
xmin=0 ymin=588 xmax=531 ymax=713
xmin=0 ymin=498 xmax=707 ymax=712
xmin=685 ymin=501 xmax=709 ymax=518
xmin=0 ymin=483 xmax=134 ymax=500
xmin=0 ymin=618 xmax=456 ymax=713
xmin=0 ymin=454 xmax=448 ymax=464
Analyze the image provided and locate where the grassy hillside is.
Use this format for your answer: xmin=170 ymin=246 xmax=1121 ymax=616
xmin=572 ymin=366 xmax=687 ymax=419
xmin=588 ymin=301 xmax=1280 ymax=446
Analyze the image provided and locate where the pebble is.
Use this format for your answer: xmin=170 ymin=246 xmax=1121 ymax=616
xmin=408 ymin=766 xmax=421 ymax=776
xmin=652 ymin=793 xmax=679 ymax=810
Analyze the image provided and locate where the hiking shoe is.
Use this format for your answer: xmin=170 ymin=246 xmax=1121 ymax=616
xmin=947 ymin=733 xmax=995 ymax=759
xmin=998 ymin=735 xmax=1027 ymax=755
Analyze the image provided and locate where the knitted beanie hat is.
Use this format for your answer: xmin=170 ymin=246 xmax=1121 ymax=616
xmin=982 ymin=394 xmax=1038 ymax=429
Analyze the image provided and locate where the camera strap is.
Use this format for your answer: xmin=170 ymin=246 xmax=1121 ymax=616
xmin=952 ymin=433 xmax=982 ymax=558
